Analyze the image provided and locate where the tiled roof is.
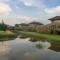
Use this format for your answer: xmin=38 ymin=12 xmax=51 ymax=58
xmin=48 ymin=16 xmax=60 ymax=21
xmin=29 ymin=21 xmax=43 ymax=25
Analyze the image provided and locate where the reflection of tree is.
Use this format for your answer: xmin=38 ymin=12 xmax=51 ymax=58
xmin=36 ymin=43 xmax=42 ymax=49
xmin=49 ymin=43 xmax=60 ymax=52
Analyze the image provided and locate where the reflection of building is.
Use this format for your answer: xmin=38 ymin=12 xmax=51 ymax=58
xmin=48 ymin=16 xmax=60 ymax=34
xmin=49 ymin=43 xmax=60 ymax=52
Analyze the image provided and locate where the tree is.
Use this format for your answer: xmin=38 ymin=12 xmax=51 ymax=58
xmin=0 ymin=20 xmax=7 ymax=31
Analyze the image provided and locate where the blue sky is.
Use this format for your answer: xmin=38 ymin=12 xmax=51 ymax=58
xmin=0 ymin=0 xmax=60 ymax=25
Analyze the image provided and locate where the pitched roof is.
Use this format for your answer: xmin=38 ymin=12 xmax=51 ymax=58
xmin=18 ymin=23 xmax=29 ymax=26
xmin=48 ymin=16 xmax=60 ymax=21
xmin=29 ymin=21 xmax=43 ymax=25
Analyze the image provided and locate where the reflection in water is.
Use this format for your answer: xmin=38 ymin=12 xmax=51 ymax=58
xmin=0 ymin=38 xmax=60 ymax=60
xmin=29 ymin=37 xmax=60 ymax=52
xmin=19 ymin=35 xmax=29 ymax=39
xmin=36 ymin=43 xmax=42 ymax=49
xmin=24 ymin=52 xmax=35 ymax=60
xmin=0 ymin=38 xmax=16 ymax=42
xmin=0 ymin=38 xmax=16 ymax=55
xmin=0 ymin=45 xmax=10 ymax=54
xmin=49 ymin=43 xmax=60 ymax=52
xmin=0 ymin=42 xmax=10 ymax=55
xmin=35 ymin=41 xmax=51 ymax=49
xmin=39 ymin=41 xmax=51 ymax=49
xmin=29 ymin=38 xmax=39 ymax=42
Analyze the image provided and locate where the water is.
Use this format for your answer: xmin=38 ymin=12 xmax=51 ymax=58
xmin=0 ymin=38 xmax=60 ymax=60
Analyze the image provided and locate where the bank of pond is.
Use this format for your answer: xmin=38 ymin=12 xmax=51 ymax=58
xmin=0 ymin=31 xmax=60 ymax=42
xmin=19 ymin=31 xmax=60 ymax=42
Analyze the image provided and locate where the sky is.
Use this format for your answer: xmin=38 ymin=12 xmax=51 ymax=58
xmin=0 ymin=0 xmax=60 ymax=25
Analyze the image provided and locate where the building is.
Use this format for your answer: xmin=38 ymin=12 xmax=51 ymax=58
xmin=15 ymin=21 xmax=43 ymax=32
xmin=48 ymin=16 xmax=60 ymax=34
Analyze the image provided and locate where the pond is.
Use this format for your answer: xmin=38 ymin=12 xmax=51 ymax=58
xmin=0 ymin=37 xmax=60 ymax=60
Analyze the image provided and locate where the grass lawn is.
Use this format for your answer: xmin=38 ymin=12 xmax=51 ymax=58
xmin=19 ymin=31 xmax=60 ymax=42
xmin=0 ymin=31 xmax=17 ymax=39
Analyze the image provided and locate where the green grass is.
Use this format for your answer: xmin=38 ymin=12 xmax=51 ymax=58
xmin=19 ymin=31 xmax=60 ymax=42
xmin=0 ymin=31 xmax=17 ymax=40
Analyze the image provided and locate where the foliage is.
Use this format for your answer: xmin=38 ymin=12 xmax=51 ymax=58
xmin=0 ymin=31 xmax=17 ymax=39
xmin=0 ymin=24 xmax=7 ymax=31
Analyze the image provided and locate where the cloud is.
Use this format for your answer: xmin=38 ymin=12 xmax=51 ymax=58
xmin=1 ymin=15 xmax=44 ymax=26
xmin=22 ymin=0 xmax=34 ymax=6
xmin=0 ymin=3 xmax=12 ymax=14
xmin=0 ymin=0 xmax=10 ymax=2
xmin=2 ymin=15 xmax=51 ymax=26
xmin=45 ymin=6 xmax=60 ymax=15
xmin=21 ymin=0 xmax=46 ymax=9
xmin=0 ymin=0 xmax=50 ymax=25
xmin=21 ymin=0 xmax=35 ymax=6
xmin=20 ymin=0 xmax=46 ymax=17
